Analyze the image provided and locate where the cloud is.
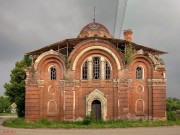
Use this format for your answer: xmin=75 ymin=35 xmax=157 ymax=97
xmin=123 ymin=0 xmax=180 ymax=98
xmin=0 ymin=0 xmax=179 ymax=98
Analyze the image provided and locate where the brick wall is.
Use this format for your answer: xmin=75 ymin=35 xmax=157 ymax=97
xmin=25 ymin=40 xmax=166 ymax=121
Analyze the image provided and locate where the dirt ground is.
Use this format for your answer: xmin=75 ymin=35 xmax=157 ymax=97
xmin=0 ymin=117 xmax=180 ymax=135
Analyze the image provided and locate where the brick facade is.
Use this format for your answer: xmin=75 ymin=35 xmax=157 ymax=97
xmin=25 ymin=22 xmax=166 ymax=121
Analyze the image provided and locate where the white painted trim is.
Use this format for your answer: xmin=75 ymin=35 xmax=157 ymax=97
xmin=48 ymin=85 xmax=55 ymax=95
xmin=86 ymin=89 xmax=107 ymax=120
xmin=136 ymin=65 xmax=144 ymax=80
xmin=148 ymin=85 xmax=166 ymax=87
xmin=48 ymin=65 xmax=56 ymax=72
xmin=137 ymin=84 xmax=144 ymax=92
xmin=81 ymin=55 xmax=112 ymax=80
xmin=47 ymin=100 xmax=57 ymax=114
xmin=63 ymin=91 xmax=65 ymax=111
xmin=73 ymin=91 xmax=75 ymax=120
xmin=48 ymin=65 xmax=57 ymax=80
xmin=135 ymin=99 xmax=144 ymax=113
xmin=148 ymin=79 xmax=167 ymax=82
xmin=72 ymin=46 xmax=121 ymax=70
xmin=34 ymin=49 xmax=59 ymax=70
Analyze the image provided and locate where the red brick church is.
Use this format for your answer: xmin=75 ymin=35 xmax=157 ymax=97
xmin=25 ymin=21 xmax=167 ymax=121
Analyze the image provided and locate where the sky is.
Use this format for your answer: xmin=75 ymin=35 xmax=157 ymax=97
xmin=0 ymin=0 xmax=180 ymax=98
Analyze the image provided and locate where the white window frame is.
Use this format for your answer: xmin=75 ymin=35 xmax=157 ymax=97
xmin=81 ymin=55 xmax=112 ymax=80
xmin=136 ymin=65 xmax=144 ymax=80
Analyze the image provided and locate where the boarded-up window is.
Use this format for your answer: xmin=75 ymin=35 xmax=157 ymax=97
xmin=48 ymin=101 xmax=57 ymax=113
xmin=136 ymin=100 xmax=144 ymax=112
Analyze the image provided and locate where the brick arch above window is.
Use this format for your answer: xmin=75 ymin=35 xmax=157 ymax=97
xmin=72 ymin=45 xmax=121 ymax=70
xmin=34 ymin=49 xmax=64 ymax=70
xmin=130 ymin=59 xmax=152 ymax=80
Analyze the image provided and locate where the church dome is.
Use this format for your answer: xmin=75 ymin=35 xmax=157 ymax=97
xmin=78 ymin=22 xmax=113 ymax=38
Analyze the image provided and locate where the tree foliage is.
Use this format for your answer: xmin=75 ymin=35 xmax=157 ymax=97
xmin=124 ymin=43 xmax=133 ymax=64
xmin=166 ymin=98 xmax=180 ymax=121
xmin=4 ymin=55 xmax=31 ymax=117
xmin=0 ymin=96 xmax=11 ymax=113
xmin=166 ymin=98 xmax=180 ymax=112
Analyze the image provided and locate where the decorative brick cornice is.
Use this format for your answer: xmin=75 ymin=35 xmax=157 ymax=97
xmin=60 ymin=80 xmax=80 ymax=88
xmin=148 ymin=79 xmax=166 ymax=87
xmin=113 ymin=79 xmax=132 ymax=88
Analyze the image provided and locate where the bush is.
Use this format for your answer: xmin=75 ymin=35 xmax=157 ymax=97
xmin=82 ymin=115 xmax=92 ymax=125
xmin=0 ymin=96 xmax=11 ymax=113
xmin=167 ymin=111 xmax=176 ymax=121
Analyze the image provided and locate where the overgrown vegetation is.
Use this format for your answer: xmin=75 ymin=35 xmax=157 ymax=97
xmin=3 ymin=118 xmax=180 ymax=129
xmin=0 ymin=96 xmax=11 ymax=113
xmin=124 ymin=43 xmax=133 ymax=64
xmin=29 ymin=65 xmax=36 ymax=78
xmin=166 ymin=98 xmax=180 ymax=121
xmin=117 ymin=43 xmax=133 ymax=66
xmin=0 ymin=113 xmax=17 ymax=116
xmin=65 ymin=56 xmax=71 ymax=69
xmin=3 ymin=97 xmax=180 ymax=128
xmin=4 ymin=55 xmax=31 ymax=117
xmin=82 ymin=115 xmax=92 ymax=125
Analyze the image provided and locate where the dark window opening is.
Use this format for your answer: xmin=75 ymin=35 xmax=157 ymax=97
xmin=136 ymin=67 xmax=143 ymax=79
xmin=82 ymin=61 xmax=88 ymax=80
xmin=105 ymin=61 xmax=110 ymax=80
xmin=93 ymin=57 xmax=100 ymax=80
xmin=50 ymin=67 xmax=56 ymax=80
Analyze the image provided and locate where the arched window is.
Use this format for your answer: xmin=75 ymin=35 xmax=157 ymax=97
xmin=136 ymin=66 xmax=143 ymax=79
xmin=93 ymin=57 xmax=100 ymax=80
xmin=82 ymin=61 xmax=88 ymax=80
xmin=50 ymin=67 xmax=56 ymax=80
xmin=82 ymin=56 xmax=111 ymax=80
xmin=105 ymin=61 xmax=110 ymax=80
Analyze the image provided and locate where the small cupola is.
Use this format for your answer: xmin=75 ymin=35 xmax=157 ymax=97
xmin=78 ymin=22 xmax=113 ymax=38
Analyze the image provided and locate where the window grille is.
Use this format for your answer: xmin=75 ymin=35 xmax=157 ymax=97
xmin=93 ymin=57 xmax=100 ymax=80
xmin=136 ymin=67 xmax=143 ymax=79
xmin=105 ymin=61 xmax=110 ymax=79
xmin=50 ymin=67 xmax=56 ymax=80
xmin=82 ymin=61 xmax=88 ymax=80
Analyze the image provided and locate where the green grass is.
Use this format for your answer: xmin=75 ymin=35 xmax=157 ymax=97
xmin=3 ymin=118 xmax=180 ymax=129
xmin=0 ymin=113 xmax=17 ymax=116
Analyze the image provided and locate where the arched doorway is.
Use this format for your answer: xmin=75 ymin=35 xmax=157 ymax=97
xmin=91 ymin=100 xmax=101 ymax=120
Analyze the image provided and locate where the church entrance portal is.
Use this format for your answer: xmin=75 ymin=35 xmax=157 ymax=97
xmin=91 ymin=100 xmax=101 ymax=120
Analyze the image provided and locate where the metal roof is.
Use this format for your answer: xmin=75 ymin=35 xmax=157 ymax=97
xmin=26 ymin=37 xmax=167 ymax=56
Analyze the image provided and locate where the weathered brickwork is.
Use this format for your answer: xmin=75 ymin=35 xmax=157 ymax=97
xmin=25 ymin=22 xmax=166 ymax=121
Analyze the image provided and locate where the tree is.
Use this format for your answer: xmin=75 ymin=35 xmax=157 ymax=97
xmin=166 ymin=97 xmax=180 ymax=112
xmin=4 ymin=55 xmax=31 ymax=117
xmin=0 ymin=96 xmax=11 ymax=113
